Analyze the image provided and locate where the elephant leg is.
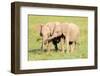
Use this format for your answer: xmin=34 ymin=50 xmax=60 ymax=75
xmin=55 ymin=43 xmax=58 ymax=51
xmin=41 ymin=39 xmax=44 ymax=51
xmin=46 ymin=41 xmax=51 ymax=53
xmin=54 ymin=43 xmax=58 ymax=51
xmin=74 ymin=41 xmax=77 ymax=51
xmin=65 ymin=37 xmax=69 ymax=53
xmin=75 ymin=41 xmax=79 ymax=51
xmin=52 ymin=39 xmax=58 ymax=51
xmin=69 ymin=44 xmax=71 ymax=52
xmin=70 ymin=42 xmax=75 ymax=53
xmin=61 ymin=38 xmax=64 ymax=53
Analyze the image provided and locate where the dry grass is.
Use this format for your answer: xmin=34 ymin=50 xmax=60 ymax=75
xmin=28 ymin=15 xmax=88 ymax=60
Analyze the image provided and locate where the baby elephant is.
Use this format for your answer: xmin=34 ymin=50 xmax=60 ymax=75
xmin=39 ymin=22 xmax=61 ymax=53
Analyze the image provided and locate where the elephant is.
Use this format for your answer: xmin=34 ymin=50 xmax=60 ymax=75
xmin=47 ymin=22 xmax=80 ymax=53
xmin=39 ymin=22 xmax=61 ymax=52
xmin=40 ymin=22 xmax=80 ymax=53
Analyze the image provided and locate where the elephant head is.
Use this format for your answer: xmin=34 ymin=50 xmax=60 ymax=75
xmin=40 ymin=24 xmax=50 ymax=45
xmin=40 ymin=22 xmax=60 ymax=44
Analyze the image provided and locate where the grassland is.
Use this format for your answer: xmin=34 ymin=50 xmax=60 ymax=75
xmin=28 ymin=15 xmax=88 ymax=61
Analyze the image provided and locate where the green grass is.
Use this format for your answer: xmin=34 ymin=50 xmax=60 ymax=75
xmin=28 ymin=15 xmax=88 ymax=61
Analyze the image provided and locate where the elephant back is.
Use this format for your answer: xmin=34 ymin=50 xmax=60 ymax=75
xmin=61 ymin=23 xmax=80 ymax=42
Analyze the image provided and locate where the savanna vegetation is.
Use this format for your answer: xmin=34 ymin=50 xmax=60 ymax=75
xmin=28 ymin=15 xmax=88 ymax=60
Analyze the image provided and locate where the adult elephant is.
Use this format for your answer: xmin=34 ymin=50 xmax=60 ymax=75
xmin=48 ymin=22 xmax=80 ymax=53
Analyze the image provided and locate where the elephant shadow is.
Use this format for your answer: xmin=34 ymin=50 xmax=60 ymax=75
xmin=29 ymin=49 xmax=61 ymax=54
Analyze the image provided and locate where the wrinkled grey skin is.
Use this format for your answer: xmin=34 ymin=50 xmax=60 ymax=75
xmin=40 ymin=22 xmax=80 ymax=53
xmin=48 ymin=22 xmax=80 ymax=53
